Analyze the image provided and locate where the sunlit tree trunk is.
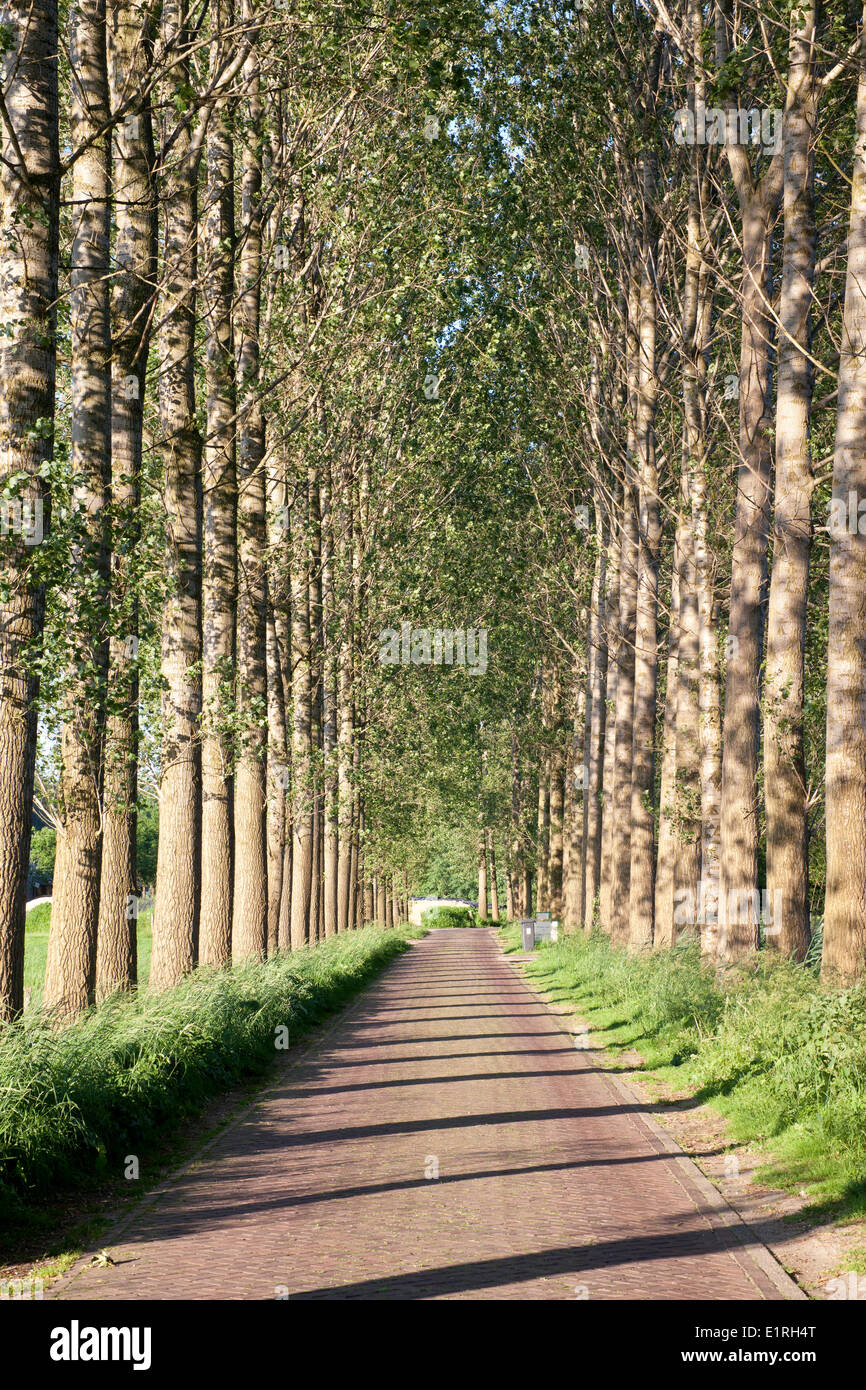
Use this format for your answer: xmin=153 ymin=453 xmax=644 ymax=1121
xmin=199 ymin=0 xmax=236 ymax=966
xmin=97 ymin=0 xmax=156 ymax=999
xmin=764 ymin=2 xmax=818 ymax=963
xmin=824 ymin=3 xmax=866 ymax=985
xmin=610 ymin=483 xmax=638 ymax=946
xmin=580 ymin=496 xmax=608 ymax=928
xmin=628 ymin=198 xmax=661 ymax=951
xmin=0 ymin=0 xmax=60 ymax=1018
xmin=716 ymin=9 xmax=784 ymax=962
xmin=547 ymin=669 xmax=565 ymax=921
xmin=321 ymin=456 xmax=339 ymax=937
xmin=232 ymin=2 xmax=268 ymax=961
xmin=596 ymin=498 xmax=620 ymax=932
xmin=150 ymin=0 xmax=203 ymax=990
xmin=488 ymin=829 xmax=500 ymax=922
xmin=44 ymin=0 xmax=112 ymax=1015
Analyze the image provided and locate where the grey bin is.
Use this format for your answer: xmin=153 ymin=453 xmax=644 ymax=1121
xmin=519 ymin=918 xmax=559 ymax=950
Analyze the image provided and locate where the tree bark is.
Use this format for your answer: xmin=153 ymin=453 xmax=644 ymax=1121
xmin=44 ymin=0 xmax=112 ymax=1015
xmin=289 ymin=475 xmax=313 ymax=949
xmin=609 ymin=484 xmax=638 ymax=945
xmin=199 ymin=0 xmax=236 ymax=967
xmin=488 ymin=829 xmax=500 ymax=922
xmin=150 ymin=0 xmax=203 ymax=990
xmin=0 ymin=0 xmax=60 ymax=1018
xmin=653 ymin=526 xmax=682 ymax=949
xmin=97 ymin=0 xmax=156 ymax=999
xmin=231 ymin=2 xmax=268 ymax=961
xmin=628 ymin=214 xmax=661 ymax=951
xmin=716 ymin=13 xmax=784 ymax=962
xmin=764 ymin=2 xmax=818 ymax=963
xmin=824 ymin=3 xmax=866 ymax=985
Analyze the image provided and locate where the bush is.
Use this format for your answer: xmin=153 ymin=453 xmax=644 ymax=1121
xmin=421 ymin=904 xmax=477 ymax=929
xmin=29 ymin=827 xmax=56 ymax=884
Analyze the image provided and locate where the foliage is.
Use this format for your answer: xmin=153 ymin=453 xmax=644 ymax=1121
xmin=0 ymin=926 xmax=423 ymax=1219
xmin=519 ymin=929 xmax=866 ymax=1212
xmin=421 ymin=904 xmax=477 ymax=928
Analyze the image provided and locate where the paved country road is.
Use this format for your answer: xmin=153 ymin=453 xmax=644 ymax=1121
xmin=52 ymin=929 xmax=803 ymax=1301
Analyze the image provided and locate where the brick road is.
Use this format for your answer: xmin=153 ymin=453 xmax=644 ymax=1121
xmin=53 ymin=929 xmax=801 ymax=1300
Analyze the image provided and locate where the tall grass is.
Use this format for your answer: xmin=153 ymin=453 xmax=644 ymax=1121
xmin=511 ymin=927 xmax=866 ymax=1212
xmin=0 ymin=925 xmax=420 ymax=1220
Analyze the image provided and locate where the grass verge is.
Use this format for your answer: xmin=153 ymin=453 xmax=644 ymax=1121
xmin=502 ymin=926 xmax=866 ymax=1222
xmin=0 ymin=925 xmax=422 ymax=1231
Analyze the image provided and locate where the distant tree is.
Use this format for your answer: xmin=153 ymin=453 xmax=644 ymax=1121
xmin=136 ymin=802 xmax=159 ymax=890
xmin=30 ymin=829 xmax=58 ymax=883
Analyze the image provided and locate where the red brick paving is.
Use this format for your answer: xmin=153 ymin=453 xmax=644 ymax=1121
xmin=53 ymin=930 xmax=801 ymax=1301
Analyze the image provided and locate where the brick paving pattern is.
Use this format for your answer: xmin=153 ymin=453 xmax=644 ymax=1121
xmin=54 ymin=929 xmax=799 ymax=1300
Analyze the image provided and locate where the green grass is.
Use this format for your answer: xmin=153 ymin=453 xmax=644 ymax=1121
xmin=421 ymin=904 xmax=478 ymax=928
xmin=506 ymin=926 xmax=866 ymax=1218
xmin=499 ymin=921 xmax=522 ymax=952
xmin=24 ymin=901 xmax=153 ymax=999
xmin=0 ymin=924 xmax=423 ymax=1224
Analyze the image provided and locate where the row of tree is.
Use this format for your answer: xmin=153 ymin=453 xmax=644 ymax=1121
xmin=507 ymin=0 xmax=866 ymax=986
xmin=0 ymin=0 xmax=491 ymax=1019
xmin=5 ymin=0 xmax=866 ymax=1023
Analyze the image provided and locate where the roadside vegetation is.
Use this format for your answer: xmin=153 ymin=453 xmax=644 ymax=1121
xmin=502 ymin=926 xmax=866 ymax=1221
xmin=421 ymin=905 xmax=478 ymax=929
xmin=0 ymin=926 xmax=422 ymax=1229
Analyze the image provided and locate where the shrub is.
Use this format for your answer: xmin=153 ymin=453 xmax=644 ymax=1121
xmin=421 ymin=904 xmax=477 ymax=929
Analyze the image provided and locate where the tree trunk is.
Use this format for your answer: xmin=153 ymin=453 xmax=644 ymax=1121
xmin=579 ymin=500 xmax=607 ymax=928
xmin=547 ymin=730 xmax=565 ymax=920
xmin=628 ymin=228 xmax=661 ymax=951
xmin=0 ymin=0 xmax=60 ymax=1019
xmin=599 ymin=490 xmax=622 ymax=933
xmin=199 ymin=0 xmax=236 ymax=967
xmin=488 ymin=829 xmax=500 ymax=922
xmin=716 ymin=23 xmax=784 ymax=962
xmin=97 ymin=0 xmax=156 ymax=999
xmin=764 ymin=2 xmax=818 ymax=963
xmin=336 ymin=470 xmax=354 ymax=934
xmin=824 ymin=3 xmax=866 ymax=985
xmin=266 ymin=610 xmax=286 ymax=955
xmin=232 ymin=6 xmax=267 ymax=961
xmin=586 ymin=498 xmax=613 ymax=929
xmin=653 ymin=528 xmax=681 ymax=949
xmin=321 ymin=457 xmax=339 ymax=937
xmin=564 ymin=679 xmax=586 ymax=932
xmin=44 ymin=0 xmax=112 ymax=1015
xmin=609 ymin=485 xmax=638 ymax=945
xmin=289 ymin=475 xmax=313 ymax=949
xmin=150 ymin=0 xmax=203 ymax=990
